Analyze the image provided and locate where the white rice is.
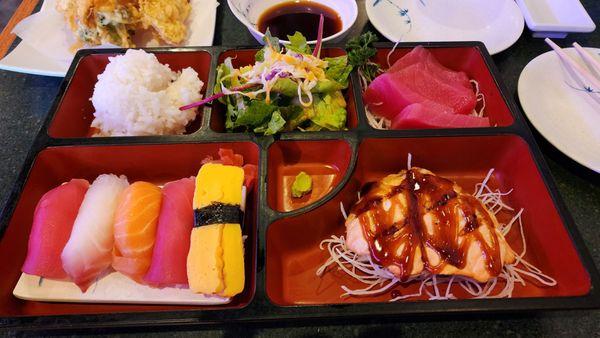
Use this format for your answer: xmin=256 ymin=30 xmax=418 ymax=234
xmin=90 ymin=49 xmax=203 ymax=136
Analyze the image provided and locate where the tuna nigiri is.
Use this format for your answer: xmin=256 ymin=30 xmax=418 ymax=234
xmin=112 ymin=181 xmax=162 ymax=283
xmin=144 ymin=177 xmax=195 ymax=287
xmin=22 ymin=179 xmax=89 ymax=279
xmin=61 ymin=174 xmax=129 ymax=292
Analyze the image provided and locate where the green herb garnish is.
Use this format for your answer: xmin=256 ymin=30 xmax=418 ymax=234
xmin=346 ymin=32 xmax=382 ymax=83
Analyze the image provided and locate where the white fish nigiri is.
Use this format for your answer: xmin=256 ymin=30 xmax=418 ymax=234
xmin=61 ymin=174 xmax=129 ymax=291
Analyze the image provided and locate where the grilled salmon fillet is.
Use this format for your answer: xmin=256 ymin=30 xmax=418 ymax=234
xmin=345 ymin=167 xmax=515 ymax=283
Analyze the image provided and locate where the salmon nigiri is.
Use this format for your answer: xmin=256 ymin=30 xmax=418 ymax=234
xmin=112 ymin=181 xmax=162 ymax=283
xmin=61 ymin=174 xmax=129 ymax=291
xmin=22 ymin=179 xmax=89 ymax=279
xmin=144 ymin=177 xmax=195 ymax=287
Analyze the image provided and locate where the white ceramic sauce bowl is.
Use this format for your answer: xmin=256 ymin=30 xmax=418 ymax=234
xmin=227 ymin=0 xmax=358 ymax=44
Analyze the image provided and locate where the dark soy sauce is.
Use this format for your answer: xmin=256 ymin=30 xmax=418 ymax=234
xmin=257 ymin=1 xmax=342 ymax=41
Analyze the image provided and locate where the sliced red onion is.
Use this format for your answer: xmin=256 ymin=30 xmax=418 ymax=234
xmin=313 ymin=14 xmax=324 ymax=58
xmin=179 ymin=83 xmax=260 ymax=111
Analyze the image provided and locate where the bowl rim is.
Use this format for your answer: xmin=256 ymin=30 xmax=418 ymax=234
xmin=226 ymin=0 xmax=359 ymax=44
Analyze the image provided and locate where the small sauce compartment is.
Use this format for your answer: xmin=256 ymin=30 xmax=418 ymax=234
xmin=362 ymin=46 xmax=514 ymax=129
xmin=266 ymin=135 xmax=589 ymax=305
xmin=211 ymin=48 xmax=358 ymax=133
xmin=267 ymin=140 xmax=352 ymax=212
xmin=0 ymin=142 xmax=258 ymax=316
xmin=48 ymin=51 xmax=212 ymax=138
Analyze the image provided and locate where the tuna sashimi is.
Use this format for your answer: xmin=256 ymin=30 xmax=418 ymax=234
xmin=391 ymin=102 xmax=490 ymax=129
xmin=388 ymin=46 xmax=472 ymax=89
xmin=144 ymin=177 xmax=195 ymax=287
xmin=391 ymin=63 xmax=476 ymax=115
xmin=112 ymin=181 xmax=162 ymax=283
xmin=364 ymin=45 xmax=484 ymax=128
xmin=363 ymin=64 xmax=476 ymax=120
xmin=22 ymin=179 xmax=89 ymax=279
xmin=363 ymin=72 xmax=423 ymax=120
xmin=61 ymin=174 xmax=129 ymax=292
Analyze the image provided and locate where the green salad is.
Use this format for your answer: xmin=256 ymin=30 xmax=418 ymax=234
xmin=214 ymin=32 xmax=352 ymax=134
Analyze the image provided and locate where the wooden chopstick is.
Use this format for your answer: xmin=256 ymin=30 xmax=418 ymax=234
xmin=573 ymin=42 xmax=600 ymax=76
xmin=545 ymin=38 xmax=600 ymax=93
xmin=0 ymin=0 xmax=41 ymax=59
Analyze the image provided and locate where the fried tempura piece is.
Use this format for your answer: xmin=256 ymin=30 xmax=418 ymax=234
xmin=93 ymin=0 xmax=140 ymax=47
xmin=56 ymin=0 xmax=140 ymax=47
xmin=56 ymin=0 xmax=191 ymax=47
xmin=57 ymin=0 xmax=100 ymax=45
xmin=139 ymin=0 xmax=191 ymax=45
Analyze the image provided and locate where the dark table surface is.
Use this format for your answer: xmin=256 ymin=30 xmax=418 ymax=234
xmin=1 ymin=0 xmax=599 ymax=336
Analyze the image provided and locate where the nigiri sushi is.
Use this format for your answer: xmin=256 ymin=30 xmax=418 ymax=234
xmin=22 ymin=179 xmax=89 ymax=279
xmin=112 ymin=181 xmax=162 ymax=283
xmin=144 ymin=177 xmax=195 ymax=287
xmin=61 ymin=174 xmax=129 ymax=292
xmin=187 ymin=163 xmax=245 ymax=297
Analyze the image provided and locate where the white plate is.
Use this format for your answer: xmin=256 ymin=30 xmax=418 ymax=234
xmin=515 ymin=0 xmax=595 ymax=34
xmin=518 ymin=47 xmax=600 ymax=172
xmin=13 ymin=272 xmax=230 ymax=305
xmin=366 ymin=0 xmax=524 ymax=55
xmin=0 ymin=0 xmax=218 ymax=77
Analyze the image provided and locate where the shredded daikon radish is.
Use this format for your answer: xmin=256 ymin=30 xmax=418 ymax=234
xmin=316 ymin=164 xmax=557 ymax=301
xmin=386 ymin=40 xmax=402 ymax=69
xmin=470 ymin=79 xmax=487 ymax=117
xmin=365 ymin=106 xmax=391 ymax=130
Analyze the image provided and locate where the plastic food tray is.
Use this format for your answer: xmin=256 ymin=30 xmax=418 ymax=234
xmin=0 ymin=42 xmax=598 ymax=331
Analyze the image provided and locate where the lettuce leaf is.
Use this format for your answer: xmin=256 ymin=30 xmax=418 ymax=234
xmin=286 ymin=32 xmax=311 ymax=54
xmin=324 ymin=56 xmax=352 ymax=88
xmin=263 ymin=29 xmax=280 ymax=51
xmin=314 ymin=79 xmax=345 ymax=93
xmin=214 ymin=62 xmax=230 ymax=96
xmin=225 ymin=103 xmax=239 ymax=130
xmin=310 ymin=91 xmax=347 ymax=130
xmin=280 ymin=105 xmax=306 ymax=130
xmin=271 ymin=78 xmax=298 ymax=96
xmin=272 ymin=77 xmax=346 ymax=96
xmin=234 ymin=100 xmax=277 ymax=127
xmin=255 ymin=48 xmax=265 ymax=62
xmin=254 ymin=110 xmax=286 ymax=135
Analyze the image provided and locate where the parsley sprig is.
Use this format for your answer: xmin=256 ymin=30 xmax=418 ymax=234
xmin=346 ymin=32 xmax=382 ymax=84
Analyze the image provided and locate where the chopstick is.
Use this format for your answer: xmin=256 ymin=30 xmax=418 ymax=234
xmin=545 ymin=38 xmax=600 ymax=93
xmin=573 ymin=42 xmax=600 ymax=76
xmin=0 ymin=0 xmax=41 ymax=59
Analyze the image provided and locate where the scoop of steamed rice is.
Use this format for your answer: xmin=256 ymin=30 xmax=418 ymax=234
xmin=90 ymin=49 xmax=203 ymax=136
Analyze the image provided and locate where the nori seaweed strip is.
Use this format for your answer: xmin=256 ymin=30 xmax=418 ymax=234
xmin=194 ymin=203 xmax=243 ymax=227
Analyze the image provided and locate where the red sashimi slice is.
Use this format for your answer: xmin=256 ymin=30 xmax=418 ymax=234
xmin=392 ymin=102 xmax=490 ymax=129
xmin=391 ymin=63 xmax=476 ymax=115
xmin=143 ymin=177 xmax=195 ymax=288
xmin=364 ymin=64 xmax=476 ymax=120
xmin=363 ymin=72 xmax=426 ymax=120
xmin=22 ymin=179 xmax=89 ymax=279
xmin=388 ymin=46 xmax=472 ymax=89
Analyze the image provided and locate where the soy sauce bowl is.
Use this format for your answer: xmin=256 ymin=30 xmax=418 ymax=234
xmin=228 ymin=0 xmax=358 ymax=45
